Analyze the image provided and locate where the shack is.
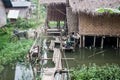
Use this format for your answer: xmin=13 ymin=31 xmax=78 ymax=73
xmin=69 ymin=0 xmax=120 ymax=48
xmin=0 ymin=0 xmax=6 ymax=27
xmin=40 ymin=0 xmax=67 ymax=35
xmin=3 ymin=0 xmax=31 ymax=22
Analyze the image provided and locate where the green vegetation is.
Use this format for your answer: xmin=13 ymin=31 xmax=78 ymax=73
xmin=70 ymin=64 xmax=120 ymax=80
xmin=96 ymin=8 xmax=120 ymax=14
xmin=48 ymin=21 xmax=65 ymax=28
xmin=49 ymin=21 xmax=57 ymax=27
xmin=0 ymin=39 xmax=33 ymax=65
xmin=0 ymin=0 xmax=46 ymax=74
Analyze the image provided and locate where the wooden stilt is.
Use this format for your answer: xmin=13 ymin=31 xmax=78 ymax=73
xmin=57 ymin=21 xmax=60 ymax=29
xmin=117 ymin=37 xmax=119 ymax=48
xmin=93 ymin=36 xmax=96 ymax=47
xmin=119 ymin=37 xmax=120 ymax=48
xmin=79 ymin=35 xmax=82 ymax=48
xmin=62 ymin=73 xmax=65 ymax=80
xmin=83 ymin=36 xmax=85 ymax=47
xmin=101 ymin=36 xmax=104 ymax=49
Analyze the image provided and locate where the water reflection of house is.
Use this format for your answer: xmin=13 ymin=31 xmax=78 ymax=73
xmin=2 ymin=0 xmax=31 ymax=22
xmin=0 ymin=0 xmax=6 ymax=27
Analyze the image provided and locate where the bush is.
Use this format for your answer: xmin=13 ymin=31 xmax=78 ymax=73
xmin=0 ymin=39 xmax=33 ymax=66
xmin=70 ymin=64 xmax=120 ymax=80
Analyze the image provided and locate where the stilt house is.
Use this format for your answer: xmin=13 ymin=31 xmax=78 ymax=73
xmin=69 ymin=0 xmax=120 ymax=48
xmin=2 ymin=0 xmax=31 ymax=22
xmin=40 ymin=0 xmax=66 ymax=29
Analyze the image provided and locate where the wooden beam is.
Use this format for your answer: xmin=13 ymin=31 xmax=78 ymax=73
xmin=56 ymin=70 xmax=73 ymax=73
xmin=42 ymin=58 xmax=75 ymax=60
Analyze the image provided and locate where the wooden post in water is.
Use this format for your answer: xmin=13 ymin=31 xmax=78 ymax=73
xmin=101 ymin=36 xmax=105 ymax=49
xmin=93 ymin=36 xmax=96 ymax=47
xmin=119 ymin=37 xmax=120 ymax=48
xmin=66 ymin=0 xmax=70 ymax=7
xmin=79 ymin=35 xmax=82 ymax=48
xmin=83 ymin=35 xmax=85 ymax=48
xmin=117 ymin=37 xmax=119 ymax=48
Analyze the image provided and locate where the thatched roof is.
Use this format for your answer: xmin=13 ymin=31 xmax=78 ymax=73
xmin=0 ymin=0 xmax=6 ymax=27
xmin=69 ymin=0 xmax=120 ymax=15
xmin=39 ymin=0 xmax=66 ymax=4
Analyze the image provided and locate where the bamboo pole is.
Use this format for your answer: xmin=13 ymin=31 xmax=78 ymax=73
xmin=93 ymin=36 xmax=96 ymax=47
xmin=117 ymin=37 xmax=119 ymax=48
xmin=83 ymin=35 xmax=85 ymax=47
xmin=79 ymin=35 xmax=82 ymax=48
xmin=42 ymin=58 xmax=75 ymax=60
xmin=101 ymin=36 xmax=105 ymax=49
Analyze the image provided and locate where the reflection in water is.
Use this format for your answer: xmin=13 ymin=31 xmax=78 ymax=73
xmin=65 ymin=48 xmax=120 ymax=67
xmin=0 ymin=65 xmax=15 ymax=80
xmin=14 ymin=63 xmax=33 ymax=80
xmin=41 ymin=39 xmax=48 ymax=65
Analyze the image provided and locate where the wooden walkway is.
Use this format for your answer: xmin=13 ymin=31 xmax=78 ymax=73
xmin=49 ymin=40 xmax=55 ymax=50
xmin=49 ymin=37 xmax=61 ymax=50
xmin=42 ymin=48 xmax=62 ymax=80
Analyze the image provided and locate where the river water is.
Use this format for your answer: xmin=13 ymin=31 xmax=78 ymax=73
xmin=65 ymin=48 xmax=120 ymax=68
xmin=1 ymin=47 xmax=120 ymax=80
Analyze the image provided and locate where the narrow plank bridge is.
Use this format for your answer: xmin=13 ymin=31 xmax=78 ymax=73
xmin=42 ymin=48 xmax=62 ymax=80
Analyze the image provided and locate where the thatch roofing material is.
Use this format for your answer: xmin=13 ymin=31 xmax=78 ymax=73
xmin=0 ymin=0 xmax=6 ymax=27
xmin=47 ymin=4 xmax=66 ymax=21
xmin=39 ymin=0 xmax=66 ymax=4
xmin=67 ymin=7 xmax=78 ymax=33
xmin=69 ymin=0 xmax=120 ymax=15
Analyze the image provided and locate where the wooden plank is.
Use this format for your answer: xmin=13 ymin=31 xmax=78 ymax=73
xmin=49 ymin=40 xmax=55 ymax=50
xmin=53 ymin=48 xmax=62 ymax=69
xmin=47 ymin=32 xmax=61 ymax=33
xmin=42 ymin=68 xmax=56 ymax=80
xmin=42 ymin=58 xmax=75 ymax=60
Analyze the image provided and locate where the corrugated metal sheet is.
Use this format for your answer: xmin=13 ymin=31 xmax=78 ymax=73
xmin=6 ymin=8 xmax=29 ymax=19
xmin=40 ymin=0 xmax=66 ymax=4
xmin=8 ymin=10 xmax=19 ymax=19
xmin=12 ymin=1 xmax=31 ymax=7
